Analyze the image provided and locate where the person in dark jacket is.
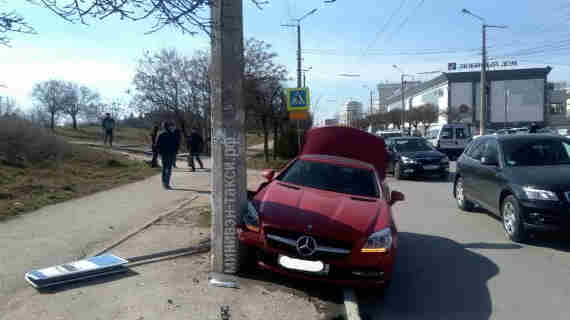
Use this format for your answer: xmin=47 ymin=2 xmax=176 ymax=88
xmin=155 ymin=121 xmax=178 ymax=189
xmin=150 ymin=122 xmax=160 ymax=168
xmin=172 ymin=125 xmax=181 ymax=168
xmin=187 ymin=127 xmax=204 ymax=172
xmin=102 ymin=113 xmax=115 ymax=147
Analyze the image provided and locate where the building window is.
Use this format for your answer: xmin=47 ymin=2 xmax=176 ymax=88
xmin=550 ymin=103 xmax=565 ymax=114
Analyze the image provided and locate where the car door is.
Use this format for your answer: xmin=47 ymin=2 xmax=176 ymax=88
xmin=454 ymin=126 xmax=471 ymax=150
xmin=459 ymin=138 xmax=487 ymax=203
xmin=477 ymin=139 xmax=506 ymax=214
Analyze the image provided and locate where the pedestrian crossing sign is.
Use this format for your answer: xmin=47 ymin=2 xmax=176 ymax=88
xmin=285 ymin=88 xmax=310 ymax=111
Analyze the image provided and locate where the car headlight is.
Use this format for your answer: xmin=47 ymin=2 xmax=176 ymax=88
xmin=522 ymin=187 xmax=559 ymax=201
xmin=440 ymin=156 xmax=450 ymax=164
xmin=244 ymin=201 xmax=260 ymax=232
xmin=401 ymin=156 xmax=416 ymax=164
xmin=361 ymin=227 xmax=392 ymax=253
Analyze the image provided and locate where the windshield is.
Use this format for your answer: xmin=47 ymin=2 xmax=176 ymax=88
xmin=277 ymin=159 xmax=380 ymax=198
xmin=393 ymin=139 xmax=434 ymax=152
xmin=503 ymin=139 xmax=570 ymax=166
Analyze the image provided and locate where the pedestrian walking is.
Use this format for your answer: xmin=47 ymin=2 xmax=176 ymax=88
xmin=156 ymin=121 xmax=178 ymax=189
xmin=102 ymin=113 xmax=115 ymax=147
xmin=187 ymin=127 xmax=204 ymax=172
xmin=150 ymin=122 xmax=160 ymax=168
xmin=173 ymin=125 xmax=181 ymax=168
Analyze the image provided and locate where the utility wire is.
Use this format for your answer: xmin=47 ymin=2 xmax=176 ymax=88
xmin=360 ymin=0 xmax=408 ymax=58
xmin=386 ymin=0 xmax=426 ymax=43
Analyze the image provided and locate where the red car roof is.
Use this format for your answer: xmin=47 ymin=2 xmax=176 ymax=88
xmin=300 ymin=126 xmax=388 ymax=179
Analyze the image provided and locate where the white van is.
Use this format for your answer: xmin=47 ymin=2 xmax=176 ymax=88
xmin=425 ymin=123 xmax=472 ymax=159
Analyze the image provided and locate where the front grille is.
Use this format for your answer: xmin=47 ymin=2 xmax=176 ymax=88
xmin=264 ymin=227 xmax=352 ymax=260
xmin=264 ymin=228 xmax=352 ymax=250
xmin=416 ymin=158 xmax=441 ymax=165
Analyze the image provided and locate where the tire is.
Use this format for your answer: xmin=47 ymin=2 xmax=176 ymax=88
xmin=502 ymin=195 xmax=527 ymax=242
xmin=455 ymin=177 xmax=474 ymax=211
xmin=394 ymin=162 xmax=402 ymax=180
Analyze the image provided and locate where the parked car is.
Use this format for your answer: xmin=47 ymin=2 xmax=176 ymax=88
xmin=376 ymin=130 xmax=404 ymax=139
xmin=386 ymin=137 xmax=450 ymax=180
xmin=425 ymin=123 xmax=472 ymax=160
xmin=454 ymin=134 xmax=570 ymax=242
xmin=240 ymin=126 xmax=405 ymax=289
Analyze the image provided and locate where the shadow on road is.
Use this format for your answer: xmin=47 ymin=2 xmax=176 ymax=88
xmin=523 ymin=232 xmax=570 ymax=252
xmin=358 ymin=232 xmax=519 ymax=320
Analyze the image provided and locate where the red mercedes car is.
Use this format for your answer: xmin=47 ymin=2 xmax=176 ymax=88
xmin=238 ymin=126 xmax=405 ymax=288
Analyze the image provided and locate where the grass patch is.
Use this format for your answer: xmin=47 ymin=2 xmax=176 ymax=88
xmin=246 ymin=132 xmax=266 ymax=148
xmin=0 ymin=144 xmax=158 ymax=220
xmin=56 ymin=125 xmax=151 ymax=146
xmin=247 ymin=151 xmax=292 ymax=170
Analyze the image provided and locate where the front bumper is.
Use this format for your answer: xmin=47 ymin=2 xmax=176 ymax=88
xmin=238 ymin=227 xmax=394 ymax=288
xmin=399 ymin=162 xmax=449 ymax=177
xmin=520 ymin=199 xmax=570 ymax=231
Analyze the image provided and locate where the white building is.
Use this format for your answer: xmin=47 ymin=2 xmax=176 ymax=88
xmin=339 ymin=100 xmax=363 ymax=127
xmin=382 ymin=67 xmax=555 ymax=132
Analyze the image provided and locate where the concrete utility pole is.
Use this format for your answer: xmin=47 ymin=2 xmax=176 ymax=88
xmin=210 ymin=0 xmax=246 ymax=275
xmin=462 ymin=9 xmax=507 ymax=135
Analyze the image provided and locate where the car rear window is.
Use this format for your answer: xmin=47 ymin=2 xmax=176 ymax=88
xmin=440 ymin=128 xmax=453 ymax=139
xmin=502 ymin=139 xmax=570 ymax=166
xmin=277 ymin=159 xmax=380 ymax=198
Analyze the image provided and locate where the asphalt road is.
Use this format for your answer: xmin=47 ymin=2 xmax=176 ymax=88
xmin=358 ymin=167 xmax=570 ymax=319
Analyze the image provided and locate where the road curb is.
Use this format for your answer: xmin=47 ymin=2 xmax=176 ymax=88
xmin=90 ymin=195 xmax=200 ymax=257
xmin=343 ymin=288 xmax=361 ymax=320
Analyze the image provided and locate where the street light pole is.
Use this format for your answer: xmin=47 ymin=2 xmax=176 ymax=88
xmin=462 ymin=9 xmax=507 ymax=135
xmin=282 ymin=8 xmax=317 ymax=153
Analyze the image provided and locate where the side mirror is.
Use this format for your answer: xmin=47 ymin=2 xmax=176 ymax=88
xmin=261 ymin=169 xmax=275 ymax=181
xmin=481 ymin=156 xmax=498 ymax=166
xmin=389 ymin=190 xmax=405 ymax=206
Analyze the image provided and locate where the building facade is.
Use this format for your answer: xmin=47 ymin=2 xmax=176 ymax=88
xmin=339 ymin=100 xmax=363 ymax=127
xmin=381 ymin=67 xmax=559 ymax=131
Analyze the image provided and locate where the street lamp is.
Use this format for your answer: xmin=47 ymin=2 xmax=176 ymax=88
xmin=281 ymin=8 xmax=318 ymax=88
xmin=393 ymin=65 xmax=413 ymax=133
xmin=281 ymin=8 xmax=318 ymax=151
xmin=462 ymin=8 xmax=507 ymax=135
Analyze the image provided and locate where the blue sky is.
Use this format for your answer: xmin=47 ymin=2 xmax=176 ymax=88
xmin=1 ymin=0 xmax=569 ymax=122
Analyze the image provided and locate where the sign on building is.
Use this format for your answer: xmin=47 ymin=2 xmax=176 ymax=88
xmin=448 ymin=60 xmax=518 ymax=71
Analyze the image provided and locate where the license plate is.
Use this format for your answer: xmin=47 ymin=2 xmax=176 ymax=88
xmin=278 ymin=255 xmax=328 ymax=274
xmin=423 ymin=165 xmax=439 ymax=170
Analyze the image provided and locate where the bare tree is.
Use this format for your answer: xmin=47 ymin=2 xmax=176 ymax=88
xmin=132 ymin=48 xmax=202 ymax=139
xmin=31 ymin=79 xmax=70 ymax=130
xmin=1 ymin=0 xmax=269 ymax=46
xmin=418 ymin=103 xmax=439 ymax=132
xmin=243 ymin=38 xmax=288 ymax=162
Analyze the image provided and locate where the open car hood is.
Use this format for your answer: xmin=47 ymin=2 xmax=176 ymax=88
xmin=301 ymin=126 xmax=388 ymax=180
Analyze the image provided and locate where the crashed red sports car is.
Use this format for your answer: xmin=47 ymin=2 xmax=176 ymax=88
xmin=238 ymin=126 xmax=405 ymax=288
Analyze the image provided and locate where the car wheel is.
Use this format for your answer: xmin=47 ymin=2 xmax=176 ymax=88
xmin=394 ymin=162 xmax=402 ymax=180
xmin=455 ymin=177 xmax=474 ymax=211
xmin=502 ymin=195 xmax=527 ymax=242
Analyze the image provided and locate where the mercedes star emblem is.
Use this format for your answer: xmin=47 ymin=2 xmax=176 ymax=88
xmin=296 ymin=236 xmax=317 ymax=257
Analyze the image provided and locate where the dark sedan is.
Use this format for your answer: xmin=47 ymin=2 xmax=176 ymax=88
xmin=454 ymin=134 xmax=570 ymax=242
xmin=386 ymin=137 xmax=450 ymax=180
